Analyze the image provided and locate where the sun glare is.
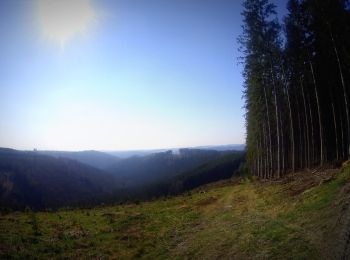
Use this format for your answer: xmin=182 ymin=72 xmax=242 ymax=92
xmin=36 ymin=0 xmax=97 ymax=48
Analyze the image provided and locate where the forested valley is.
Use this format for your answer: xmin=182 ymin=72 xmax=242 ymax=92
xmin=0 ymin=147 xmax=244 ymax=210
xmin=241 ymin=0 xmax=350 ymax=178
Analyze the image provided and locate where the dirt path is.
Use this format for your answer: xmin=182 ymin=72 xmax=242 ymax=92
xmin=341 ymin=214 xmax=350 ymax=260
xmin=325 ymin=178 xmax=350 ymax=260
xmin=339 ymin=185 xmax=350 ymax=260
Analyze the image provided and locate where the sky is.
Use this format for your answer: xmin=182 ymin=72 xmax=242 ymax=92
xmin=0 ymin=0 xmax=286 ymax=151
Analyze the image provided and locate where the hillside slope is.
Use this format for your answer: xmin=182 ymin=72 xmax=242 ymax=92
xmin=0 ymin=148 xmax=121 ymax=210
xmin=1 ymin=165 xmax=350 ymax=259
xmin=168 ymin=151 xmax=245 ymax=194
xmin=37 ymin=150 xmax=120 ymax=170
xmin=111 ymin=151 xmax=245 ymax=201
xmin=106 ymin=149 xmax=233 ymax=187
xmin=0 ymin=148 xmax=245 ymax=209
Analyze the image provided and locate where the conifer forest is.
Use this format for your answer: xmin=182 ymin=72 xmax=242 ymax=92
xmin=241 ymin=0 xmax=350 ymax=178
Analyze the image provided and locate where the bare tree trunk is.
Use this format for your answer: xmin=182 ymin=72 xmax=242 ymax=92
xmin=263 ymin=123 xmax=268 ymax=179
xmin=307 ymin=88 xmax=315 ymax=167
xmin=286 ymin=86 xmax=294 ymax=172
xmin=260 ymin=134 xmax=265 ymax=179
xmin=295 ymin=94 xmax=303 ymax=169
xmin=257 ymin=142 xmax=260 ymax=177
xmin=303 ymin=118 xmax=307 ymax=168
xmin=270 ymin=61 xmax=280 ymax=178
xmin=280 ymin=63 xmax=295 ymax=172
xmin=300 ymin=78 xmax=310 ymax=168
xmin=255 ymin=157 xmax=258 ymax=176
xmin=331 ymin=101 xmax=339 ymax=160
xmin=340 ymin=110 xmax=345 ymax=159
xmin=330 ymin=29 xmax=350 ymax=159
xmin=264 ymin=86 xmax=273 ymax=178
xmin=309 ymin=59 xmax=324 ymax=166
xmin=259 ymin=136 xmax=263 ymax=177
xmin=274 ymin=83 xmax=281 ymax=178
xmin=279 ymin=111 xmax=285 ymax=175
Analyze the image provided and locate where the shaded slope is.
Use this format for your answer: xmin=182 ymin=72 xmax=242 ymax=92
xmin=168 ymin=151 xmax=245 ymax=194
xmin=38 ymin=150 xmax=120 ymax=170
xmin=0 ymin=148 xmax=120 ymax=210
xmin=110 ymin=151 xmax=245 ymax=201
xmin=107 ymin=149 xmax=231 ymax=187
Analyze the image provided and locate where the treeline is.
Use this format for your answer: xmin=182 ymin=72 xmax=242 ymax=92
xmin=240 ymin=0 xmax=350 ymax=178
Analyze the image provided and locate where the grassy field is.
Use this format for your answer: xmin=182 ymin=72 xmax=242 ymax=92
xmin=1 ymin=165 xmax=350 ymax=259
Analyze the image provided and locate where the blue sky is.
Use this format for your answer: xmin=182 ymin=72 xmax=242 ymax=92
xmin=0 ymin=0 xmax=286 ymax=151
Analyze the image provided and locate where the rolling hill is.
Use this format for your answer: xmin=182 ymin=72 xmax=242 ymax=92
xmin=37 ymin=150 xmax=120 ymax=170
xmin=167 ymin=151 xmax=245 ymax=194
xmin=106 ymin=149 xmax=235 ymax=187
xmin=0 ymin=148 xmax=121 ymax=210
xmin=0 ymin=148 xmax=245 ymax=209
xmin=109 ymin=151 xmax=245 ymax=201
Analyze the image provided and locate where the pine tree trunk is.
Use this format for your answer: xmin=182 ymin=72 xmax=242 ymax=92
xmin=263 ymin=86 xmax=273 ymax=178
xmin=286 ymin=86 xmax=295 ymax=172
xmin=309 ymin=59 xmax=324 ymax=166
xmin=295 ymin=92 xmax=303 ymax=169
xmin=257 ymin=142 xmax=261 ymax=177
xmin=331 ymin=101 xmax=339 ymax=160
xmin=300 ymin=78 xmax=310 ymax=168
xmin=263 ymin=123 xmax=268 ymax=178
xmin=270 ymin=61 xmax=280 ymax=178
xmin=340 ymin=110 xmax=345 ymax=159
xmin=330 ymin=29 xmax=350 ymax=159
xmin=307 ymin=88 xmax=315 ymax=167
xmin=279 ymin=111 xmax=285 ymax=174
xmin=280 ymin=63 xmax=295 ymax=172
xmin=259 ymin=136 xmax=263 ymax=177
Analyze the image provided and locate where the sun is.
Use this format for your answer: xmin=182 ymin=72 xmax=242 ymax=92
xmin=36 ymin=0 xmax=97 ymax=48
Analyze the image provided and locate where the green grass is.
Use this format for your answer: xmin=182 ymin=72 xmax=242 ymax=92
xmin=1 ymin=166 xmax=350 ymax=259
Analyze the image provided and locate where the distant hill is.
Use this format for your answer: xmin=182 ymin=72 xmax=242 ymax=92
xmin=104 ymin=144 xmax=245 ymax=158
xmin=38 ymin=148 xmax=239 ymax=189
xmin=0 ymin=148 xmax=120 ymax=210
xmin=0 ymin=147 xmax=245 ymax=210
xmin=106 ymin=149 xmax=234 ymax=187
xmin=193 ymin=144 xmax=245 ymax=151
xmin=168 ymin=151 xmax=245 ymax=194
xmin=105 ymin=149 xmax=171 ymax=158
xmin=37 ymin=150 xmax=120 ymax=170
xmin=119 ymin=151 xmax=245 ymax=200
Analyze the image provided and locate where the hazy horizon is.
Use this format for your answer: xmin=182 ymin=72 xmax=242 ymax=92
xmin=0 ymin=0 xmax=285 ymax=151
xmin=1 ymin=143 xmax=245 ymax=153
